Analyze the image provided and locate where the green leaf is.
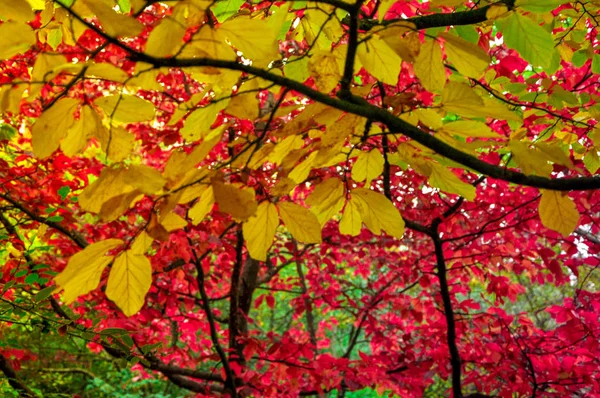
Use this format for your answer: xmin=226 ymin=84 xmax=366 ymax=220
xmin=47 ymin=28 xmax=63 ymax=50
xmin=58 ymin=186 xmax=70 ymax=200
xmin=592 ymin=54 xmax=600 ymax=75
xmin=496 ymin=11 xmax=556 ymax=69
xmin=428 ymin=164 xmax=476 ymax=201
xmin=25 ymin=273 xmax=39 ymax=285
xmin=116 ymin=0 xmax=131 ymax=13
xmin=0 ymin=124 xmax=16 ymax=141
xmin=15 ymin=269 xmax=28 ymax=278
xmin=514 ymin=0 xmax=566 ymax=13
xmin=212 ymin=0 xmax=246 ymax=23
xmin=33 ymin=286 xmax=56 ymax=303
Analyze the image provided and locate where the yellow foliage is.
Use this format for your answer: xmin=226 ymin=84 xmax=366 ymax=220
xmin=352 ymin=149 xmax=385 ymax=185
xmin=145 ymin=17 xmax=187 ymax=57
xmin=358 ymin=34 xmax=402 ymax=85
xmin=0 ymin=21 xmax=36 ymax=60
xmin=81 ymin=0 xmax=144 ymax=38
xmin=243 ymin=202 xmax=279 ymax=261
xmin=0 ymin=0 xmax=35 ymax=22
xmin=538 ymin=190 xmax=580 ymax=237
xmin=440 ymin=33 xmax=490 ymax=79
xmin=189 ymin=186 xmax=215 ymax=225
xmin=414 ymin=39 xmax=446 ymax=92
xmin=278 ymin=202 xmax=322 ymax=244
xmin=339 ymin=198 xmax=362 ymax=236
xmin=94 ymin=95 xmax=156 ymax=123
xmin=442 ymin=81 xmax=485 ymax=116
xmin=427 ymin=163 xmax=476 ymax=201
xmin=54 ymin=239 xmax=123 ymax=304
xmin=106 ymin=250 xmax=153 ymax=317
xmin=309 ymin=50 xmax=344 ymax=93
xmin=306 ymin=177 xmax=345 ymax=225
xmin=212 ymin=181 xmax=257 ymax=220
xmin=32 ymin=98 xmax=80 ymax=159
xmin=352 ymin=188 xmax=404 ymax=239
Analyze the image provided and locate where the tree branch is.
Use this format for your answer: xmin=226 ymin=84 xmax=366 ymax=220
xmin=0 ymin=354 xmax=39 ymax=398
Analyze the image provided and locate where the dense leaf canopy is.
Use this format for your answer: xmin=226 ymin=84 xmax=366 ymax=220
xmin=1 ymin=0 xmax=600 ymax=397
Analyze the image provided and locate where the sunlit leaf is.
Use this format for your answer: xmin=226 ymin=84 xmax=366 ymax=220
xmin=278 ymin=202 xmax=322 ymax=244
xmin=243 ymin=202 xmax=279 ymax=261
xmin=539 ymin=190 xmax=580 ymax=237
xmin=106 ymin=250 xmax=152 ymax=316
xmin=54 ymin=239 xmax=123 ymax=304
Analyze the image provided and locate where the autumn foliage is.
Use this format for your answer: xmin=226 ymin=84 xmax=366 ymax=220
xmin=1 ymin=0 xmax=600 ymax=396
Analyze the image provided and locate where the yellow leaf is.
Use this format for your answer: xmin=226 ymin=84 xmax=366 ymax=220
xmin=309 ymin=50 xmax=343 ymax=93
xmin=61 ymin=105 xmax=99 ymax=156
xmin=464 ymin=97 xmax=522 ymax=122
xmin=339 ymin=198 xmax=362 ymax=236
xmin=0 ymin=84 xmax=25 ymax=114
xmin=189 ymin=186 xmax=215 ymax=225
xmin=0 ymin=0 xmax=35 ymax=22
xmin=131 ymin=231 xmax=154 ymax=254
xmin=180 ymin=100 xmax=230 ymax=142
xmin=128 ymin=62 xmax=165 ymax=91
xmin=243 ymin=202 xmax=279 ymax=261
xmin=0 ymin=21 xmax=36 ymax=60
xmin=486 ymin=4 xmax=509 ymax=20
xmin=414 ymin=39 xmax=446 ymax=92
xmin=377 ymin=0 xmax=395 ymax=21
xmin=54 ymin=239 xmax=123 ymax=304
xmin=95 ymin=126 xmax=136 ymax=162
xmin=538 ymin=190 xmax=580 ymax=237
xmin=289 ymin=152 xmax=318 ymax=183
xmin=271 ymin=177 xmax=297 ymax=197
xmin=219 ymin=17 xmax=280 ymax=66
xmin=269 ymin=135 xmax=304 ymax=166
xmin=99 ymin=190 xmax=143 ymax=222
xmin=95 ymin=95 xmax=155 ymax=123
xmin=357 ymin=34 xmax=402 ymax=85
xmin=381 ymin=29 xmax=420 ymax=63
xmin=160 ymin=212 xmax=188 ymax=232
xmin=185 ymin=25 xmax=237 ymax=61
xmin=79 ymin=168 xmax=136 ymax=214
xmin=145 ymin=17 xmax=187 ymax=57
xmin=352 ymin=149 xmax=384 ymax=185
xmin=285 ymin=56 xmax=310 ymax=83
xmin=81 ymin=0 xmax=144 ymax=38
xmin=509 ymin=139 xmax=553 ymax=176
xmin=300 ymin=9 xmax=335 ymax=50
xmin=106 ymin=250 xmax=152 ymax=316
xmin=171 ymin=128 xmax=224 ymax=181
xmin=122 ymin=165 xmax=166 ymax=194
xmin=86 ymin=62 xmax=129 ymax=83
xmin=413 ymin=108 xmax=443 ymax=129
xmin=225 ymin=81 xmax=261 ymax=120
xmin=306 ymin=177 xmax=345 ymax=225
xmin=535 ymin=142 xmax=574 ymax=168
xmin=31 ymin=54 xmax=68 ymax=82
xmin=441 ymin=120 xmax=503 ymax=139
xmin=212 ymin=181 xmax=257 ymax=220
xmin=278 ymin=202 xmax=322 ymax=244
xmin=442 ymin=81 xmax=484 ymax=116
xmin=428 ymin=163 xmax=476 ymax=200
xmin=352 ymin=188 xmax=404 ymax=239
xmin=440 ymin=32 xmax=490 ymax=78
xmin=32 ymin=98 xmax=80 ymax=158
